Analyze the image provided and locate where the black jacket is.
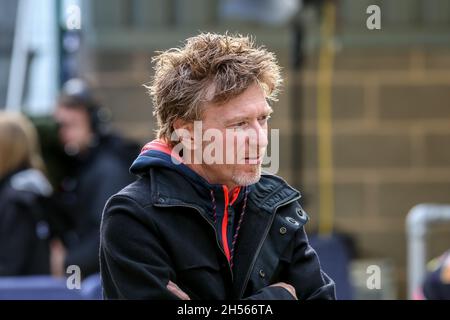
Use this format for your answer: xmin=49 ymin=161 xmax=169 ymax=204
xmin=100 ymin=140 xmax=336 ymax=300
xmin=0 ymin=168 xmax=52 ymax=276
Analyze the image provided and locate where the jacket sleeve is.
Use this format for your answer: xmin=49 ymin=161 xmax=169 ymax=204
xmin=244 ymin=286 xmax=297 ymax=300
xmin=286 ymin=227 xmax=336 ymax=300
xmin=100 ymin=195 xmax=180 ymax=299
xmin=242 ymin=230 xmax=335 ymax=300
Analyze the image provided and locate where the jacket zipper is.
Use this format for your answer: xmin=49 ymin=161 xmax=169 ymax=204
xmin=222 ymin=186 xmax=231 ymax=262
xmin=153 ymin=202 xmax=235 ymax=282
xmin=238 ymin=193 xmax=301 ymax=298
xmin=221 ymin=185 xmax=241 ymax=264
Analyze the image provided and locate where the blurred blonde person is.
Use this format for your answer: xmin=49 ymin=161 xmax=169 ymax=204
xmin=0 ymin=112 xmax=55 ymax=276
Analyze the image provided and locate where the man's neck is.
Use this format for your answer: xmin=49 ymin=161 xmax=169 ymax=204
xmin=185 ymin=163 xmax=238 ymax=193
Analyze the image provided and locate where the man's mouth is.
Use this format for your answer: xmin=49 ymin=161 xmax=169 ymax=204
xmin=243 ymin=156 xmax=262 ymax=165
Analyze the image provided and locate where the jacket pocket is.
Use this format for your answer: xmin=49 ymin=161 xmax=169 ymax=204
xmin=247 ymin=203 xmax=307 ymax=294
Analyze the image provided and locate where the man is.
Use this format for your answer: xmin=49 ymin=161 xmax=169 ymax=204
xmin=100 ymin=33 xmax=335 ymax=299
xmin=51 ymin=79 xmax=135 ymax=277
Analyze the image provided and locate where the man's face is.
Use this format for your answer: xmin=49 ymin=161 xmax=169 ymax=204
xmin=54 ymin=105 xmax=93 ymax=155
xmin=183 ymin=83 xmax=272 ymax=188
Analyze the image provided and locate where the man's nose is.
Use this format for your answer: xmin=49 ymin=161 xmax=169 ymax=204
xmin=258 ymin=126 xmax=269 ymax=149
xmin=247 ymin=121 xmax=268 ymax=149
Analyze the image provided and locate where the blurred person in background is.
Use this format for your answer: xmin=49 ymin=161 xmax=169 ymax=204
xmin=414 ymin=250 xmax=450 ymax=300
xmin=0 ymin=112 xmax=53 ymax=276
xmin=51 ymin=79 xmax=136 ymax=278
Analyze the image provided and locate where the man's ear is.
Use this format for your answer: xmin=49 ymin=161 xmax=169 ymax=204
xmin=173 ymin=119 xmax=193 ymax=142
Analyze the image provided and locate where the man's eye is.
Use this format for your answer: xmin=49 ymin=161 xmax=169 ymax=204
xmin=233 ymin=121 xmax=247 ymax=128
xmin=258 ymin=115 xmax=271 ymax=123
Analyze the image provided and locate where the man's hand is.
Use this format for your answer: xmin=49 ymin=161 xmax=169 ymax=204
xmin=50 ymin=239 xmax=66 ymax=278
xmin=270 ymin=282 xmax=298 ymax=299
xmin=167 ymin=281 xmax=191 ymax=300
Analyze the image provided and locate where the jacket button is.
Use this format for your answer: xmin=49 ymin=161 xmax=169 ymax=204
xmin=259 ymin=269 xmax=266 ymax=278
xmin=286 ymin=216 xmax=299 ymax=226
xmin=279 ymin=227 xmax=287 ymax=235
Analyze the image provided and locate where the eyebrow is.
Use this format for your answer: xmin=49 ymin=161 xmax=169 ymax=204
xmin=225 ymin=106 xmax=273 ymax=125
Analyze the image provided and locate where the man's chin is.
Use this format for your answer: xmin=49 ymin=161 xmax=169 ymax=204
xmin=232 ymin=166 xmax=262 ymax=186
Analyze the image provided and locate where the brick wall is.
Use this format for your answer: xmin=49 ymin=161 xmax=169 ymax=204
xmin=79 ymin=0 xmax=450 ymax=299
xmin=289 ymin=47 xmax=450 ymax=298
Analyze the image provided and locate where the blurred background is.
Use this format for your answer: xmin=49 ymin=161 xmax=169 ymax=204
xmin=1 ymin=0 xmax=450 ymax=300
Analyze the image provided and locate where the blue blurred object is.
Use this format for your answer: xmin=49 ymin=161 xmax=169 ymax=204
xmin=422 ymin=251 xmax=450 ymax=300
xmin=309 ymin=234 xmax=353 ymax=300
xmin=0 ymin=276 xmax=81 ymax=300
xmin=80 ymin=273 xmax=102 ymax=300
xmin=0 ymin=273 xmax=102 ymax=300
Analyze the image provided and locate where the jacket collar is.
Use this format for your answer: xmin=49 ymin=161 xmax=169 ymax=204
xmin=149 ymin=166 xmax=300 ymax=214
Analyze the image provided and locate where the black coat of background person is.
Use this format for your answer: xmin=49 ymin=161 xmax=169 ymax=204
xmin=0 ymin=168 xmax=51 ymax=276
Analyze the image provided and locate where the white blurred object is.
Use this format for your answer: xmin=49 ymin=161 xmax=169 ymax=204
xmin=6 ymin=0 xmax=59 ymax=115
xmin=10 ymin=168 xmax=53 ymax=197
xmin=219 ymin=0 xmax=302 ymax=25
